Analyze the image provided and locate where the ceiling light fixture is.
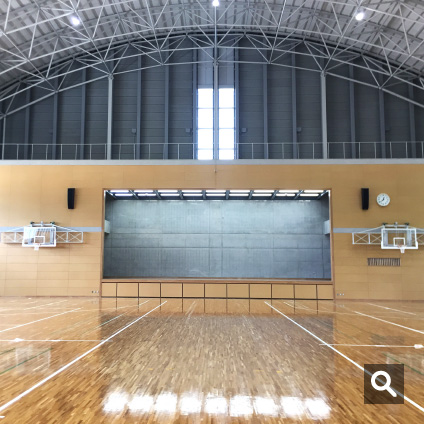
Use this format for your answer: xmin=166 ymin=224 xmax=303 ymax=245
xmin=212 ymin=0 xmax=220 ymax=7
xmin=70 ymin=15 xmax=81 ymax=27
xmin=355 ymin=9 xmax=365 ymax=21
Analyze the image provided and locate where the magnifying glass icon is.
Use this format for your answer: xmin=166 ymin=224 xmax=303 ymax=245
xmin=371 ymin=371 xmax=397 ymax=397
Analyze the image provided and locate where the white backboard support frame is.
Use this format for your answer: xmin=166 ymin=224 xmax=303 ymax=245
xmin=352 ymin=224 xmax=423 ymax=253
xmin=1 ymin=222 xmax=83 ymax=250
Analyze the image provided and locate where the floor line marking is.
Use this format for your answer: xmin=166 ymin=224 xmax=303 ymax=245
xmin=81 ymin=300 xmax=149 ymax=341
xmin=0 ymin=339 xmax=110 ymax=343
xmin=21 ymin=300 xmax=70 ymax=311
xmin=366 ymin=303 xmax=416 ymax=315
xmin=320 ymin=344 xmax=422 ymax=348
xmin=0 ymin=302 xmax=151 ymax=315
xmin=0 ymin=301 xmax=166 ymax=414
xmin=0 ymin=309 xmax=81 ymax=334
xmin=355 ymin=311 xmax=424 ymax=335
xmin=265 ymin=302 xmax=424 ymax=414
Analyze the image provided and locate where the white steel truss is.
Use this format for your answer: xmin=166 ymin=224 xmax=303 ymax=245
xmin=352 ymin=224 xmax=424 ymax=246
xmin=1 ymin=0 xmax=424 ymax=119
xmin=0 ymin=222 xmax=84 ymax=244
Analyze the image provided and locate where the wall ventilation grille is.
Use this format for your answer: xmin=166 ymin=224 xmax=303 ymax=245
xmin=368 ymin=258 xmax=400 ymax=267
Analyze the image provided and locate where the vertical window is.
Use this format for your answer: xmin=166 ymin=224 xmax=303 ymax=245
xmin=218 ymin=88 xmax=235 ymax=160
xmin=197 ymin=88 xmax=235 ymax=160
xmin=197 ymin=88 xmax=214 ymax=160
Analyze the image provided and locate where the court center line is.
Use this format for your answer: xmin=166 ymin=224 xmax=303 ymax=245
xmin=0 ymin=309 xmax=81 ymax=334
xmin=354 ymin=311 xmax=424 ymax=335
xmin=265 ymin=301 xmax=424 ymax=414
xmin=0 ymin=301 xmax=166 ymax=414
xmin=366 ymin=303 xmax=416 ymax=316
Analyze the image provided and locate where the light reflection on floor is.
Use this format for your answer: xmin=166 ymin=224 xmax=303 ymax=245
xmin=103 ymin=390 xmax=331 ymax=420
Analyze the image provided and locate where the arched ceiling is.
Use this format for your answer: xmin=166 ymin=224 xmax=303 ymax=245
xmin=1 ymin=0 xmax=424 ymax=106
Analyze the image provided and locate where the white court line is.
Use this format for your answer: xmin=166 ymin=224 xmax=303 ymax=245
xmin=0 ymin=302 xmax=151 ymax=315
xmin=320 ymin=344 xmax=422 ymax=348
xmin=0 ymin=300 xmax=69 ymax=312
xmin=21 ymin=300 xmax=70 ymax=310
xmin=0 ymin=300 xmax=151 ymax=315
xmin=265 ymin=302 xmax=424 ymax=414
xmin=367 ymin=303 xmax=416 ymax=316
xmin=0 ymin=309 xmax=81 ymax=334
xmin=0 ymin=301 xmax=166 ymax=414
xmin=0 ymin=339 xmax=109 ymax=343
xmin=355 ymin=311 xmax=424 ymax=336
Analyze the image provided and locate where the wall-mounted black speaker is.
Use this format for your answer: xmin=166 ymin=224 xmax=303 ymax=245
xmin=68 ymin=188 xmax=75 ymax=210
xmin=361 ymin=188 xmax=369 ymax=210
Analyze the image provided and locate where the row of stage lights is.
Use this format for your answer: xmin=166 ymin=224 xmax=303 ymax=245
xmin=107 ymin=189 xmax=327 ymax=199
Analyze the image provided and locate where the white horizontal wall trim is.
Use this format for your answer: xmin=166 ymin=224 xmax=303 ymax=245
xmin=333 ymin=228 xmax=373 ymax=233
xmin=0 ymin=227 xmax=102 ymax=232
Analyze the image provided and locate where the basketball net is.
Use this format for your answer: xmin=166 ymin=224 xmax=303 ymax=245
xmin=34 ymin=244 xmax=40 ymax=251
xmin=397 ymin=245 xmax=406 ymax=254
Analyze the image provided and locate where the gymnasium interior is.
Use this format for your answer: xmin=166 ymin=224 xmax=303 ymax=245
xmin=1 ymin=0 xmax=424 ymax=423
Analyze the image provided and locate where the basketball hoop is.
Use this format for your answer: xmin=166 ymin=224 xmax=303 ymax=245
xmin=397 ymin=245 xmax=406 ymax=254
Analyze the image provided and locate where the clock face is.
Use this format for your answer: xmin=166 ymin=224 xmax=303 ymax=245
xmin=377 ymin=193 xmax=390 ymax=207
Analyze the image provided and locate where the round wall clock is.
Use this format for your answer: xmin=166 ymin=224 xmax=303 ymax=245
xmin=376 ymin=193 xmax=390 ymax=207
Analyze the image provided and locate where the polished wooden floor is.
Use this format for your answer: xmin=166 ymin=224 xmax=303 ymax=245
xmin=0 ymin=298 xmax=423 ymax=423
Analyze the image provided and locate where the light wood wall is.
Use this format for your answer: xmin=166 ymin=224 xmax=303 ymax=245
xmin=0 ymin=163 xmax=423 ymax=300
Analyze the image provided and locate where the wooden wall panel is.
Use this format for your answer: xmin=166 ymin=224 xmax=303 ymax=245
xmin=272 ymin=285 xmax=294 ymax=299
xmin=183 ymin=284 xmax=204 ymax=297
xmin=161 ymin=283 xmax=182 ymax=298
xmin=250 ymin=284 xmax=271 ymax=298
xmin=295 ymin=285 xmax=316 ymax=299
xmin=318 ymin=285 xmax=334 ymax=300
xmin=2 ymin=163 xmax=424 ymax=300
xmin=205 ymin=284 xmax=226 ymax=298
xmin=117 ymin=283 xmax=138 ymax=297
xmin=139 ymin=283 xmax=160 ymax=297
xmin=102 ymin=283 xmax=117 ymax=297
xmin=227 ymin=284 xmax=249 ymax=298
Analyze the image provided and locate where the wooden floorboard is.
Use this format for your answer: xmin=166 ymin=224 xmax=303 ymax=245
xmin=0 ymin=297 xmax=423 ymax=423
